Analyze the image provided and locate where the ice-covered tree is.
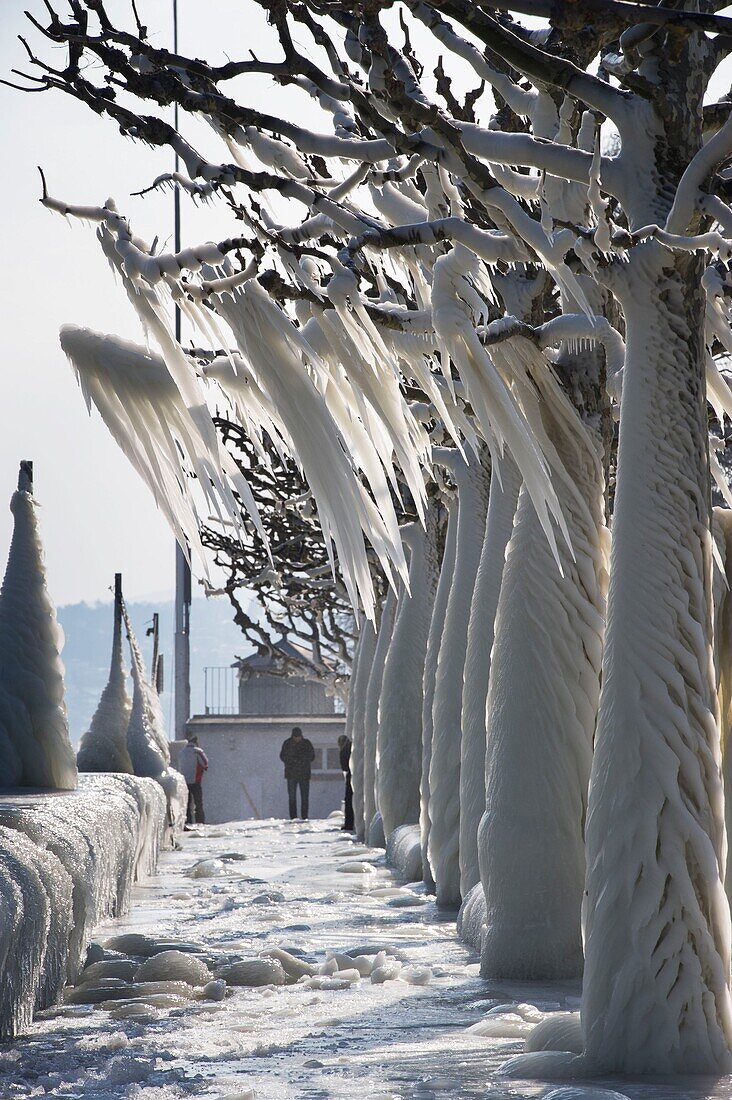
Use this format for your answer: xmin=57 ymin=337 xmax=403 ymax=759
xmin=18 ymin=0 xmax=732 ymax=1071
xmin=377 ymin=503 xmax=440 ymax=838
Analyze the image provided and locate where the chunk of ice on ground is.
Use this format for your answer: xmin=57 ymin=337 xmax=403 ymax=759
xmin=526 ymin=1012 xmax=583 ymax=1054
xmin=543 ymin=1090 xmax=631 ymax=1100
xmin=497 ymin=1050 xmax=585 ymax=1078
xmin=136 ymin=950 xmax=211 ymax=986
xmin=200 ymin=979 xmax=227 ymax=1001
xmin=103 ymin=932 xmax=203 ymax=956
xmin=303 ymin=976 xmax=355 ymax=991
xmin=371 ymin=961 xmax=402 ymax=984
xmin=261 ymin=948 xmax=316 ymax=980
xmin=337 ymin=861 xmax=377 ymax=873
xmin=388 ymin=893 xmax=427 ymax=907
xmin=189 ymin=859 xmax=226 ymax=878
xmin=107 ymin=1003 xmax=159 ymax=1023
xmin=401 ymin=966 xmax=432 ymax=985
xmin=79 ymin=960 xmax=139 ymax=983
xmin=218 ymin=958 xmax=286 ymax=986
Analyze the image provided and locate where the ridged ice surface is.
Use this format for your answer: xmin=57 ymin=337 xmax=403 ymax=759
xmin=0 ymin=774 xmax=165 ymax=1037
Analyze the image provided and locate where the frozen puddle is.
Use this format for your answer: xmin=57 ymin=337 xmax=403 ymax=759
xmin=1 ymin=820 xmax=730 ymax=1099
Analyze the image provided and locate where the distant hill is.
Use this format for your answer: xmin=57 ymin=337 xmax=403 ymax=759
xmin=58 ymin=594 xmax=257 ymax=745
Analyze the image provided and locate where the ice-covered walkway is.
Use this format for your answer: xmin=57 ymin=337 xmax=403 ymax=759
xmin=1 ymin=819 xmax=724 ymax=1100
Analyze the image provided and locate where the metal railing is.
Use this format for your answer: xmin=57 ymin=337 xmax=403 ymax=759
xmin=203 ymin=666 xmax=238 ymax=714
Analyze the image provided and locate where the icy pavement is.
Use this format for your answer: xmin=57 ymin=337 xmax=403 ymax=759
xmin=2 ymin=818 xmax=732 ymax=1100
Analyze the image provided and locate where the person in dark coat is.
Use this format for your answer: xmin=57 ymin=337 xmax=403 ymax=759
xmin=338 ymin=734 xmax=354 ymax=831
xmin=280 ymin=726 xmax=315 ymax=819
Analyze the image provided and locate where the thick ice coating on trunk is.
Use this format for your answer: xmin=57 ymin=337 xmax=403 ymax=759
xmin=77 ymin=579 xmax=133 ymax=774
xmin=377 ymin=507 xmax=440 ymax=839
xmin=712 ymin=508 xmax=732 ymax=901
xmin=582 ymin=245 xmax=732 ymax=1073
xmin=459 ymin=456 xmax=520 ymax=897
xmin=478 ymin=383 xmax=606 ymax=980
xmin=362 ymin=587 xmax=397 ymax=839
xmin=429 ymin=453 xmax=490 ymax=908
xmin=349 ymin=620 xmax=377 ymax=841
xmin=421 ymin=498 xmax=455 ymax=891
xmin=0 ymin=465 xmax=77 ymax=791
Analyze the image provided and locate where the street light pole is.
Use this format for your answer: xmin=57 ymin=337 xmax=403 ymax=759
xmin=172 ymin=0 xmax=191 ymax=739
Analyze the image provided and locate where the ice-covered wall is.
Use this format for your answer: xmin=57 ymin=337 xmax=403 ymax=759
xmin=0 ymin=773 xmax=166 ymax=1038
xmin=0 ymin=464 xmax=77 ymax=790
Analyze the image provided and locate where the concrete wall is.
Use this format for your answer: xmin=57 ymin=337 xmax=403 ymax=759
xmin=180 ymin=714 xmax=347 ymax=823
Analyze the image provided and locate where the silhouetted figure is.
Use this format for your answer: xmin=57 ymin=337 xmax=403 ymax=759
xmin=180 ymin=734 xmax=208 ymax=825
xmin=280 ymin=726 xmax=315 ymax=819
xmin=338 ymin=733 xmax=354 ymax=831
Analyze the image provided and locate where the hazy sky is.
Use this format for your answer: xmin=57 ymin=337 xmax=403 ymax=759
xmin=1 ymin=1 xmax=731 ymax=610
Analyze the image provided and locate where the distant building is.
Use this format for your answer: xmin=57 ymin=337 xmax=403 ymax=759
xmin=180 ymin=638 xmax=346 ymax=823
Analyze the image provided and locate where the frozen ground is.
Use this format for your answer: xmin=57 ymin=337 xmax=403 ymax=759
xmin=1 ymin=818 xmax=731 ymax=1100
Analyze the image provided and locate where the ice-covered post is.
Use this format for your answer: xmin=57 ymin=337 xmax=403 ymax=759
xmin=76 ymin=573 xmax=133 ymax=774
xmin=0 ymin=461 xmax=77 ymax=790
xmin=18 ymin=461 xmax=32 ymax=494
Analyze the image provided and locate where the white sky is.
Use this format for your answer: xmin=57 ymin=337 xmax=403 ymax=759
xmin=1 ymin=1 xmax=731 ymax=607
xmin=0 ymin=0 xmax=287 ymax=606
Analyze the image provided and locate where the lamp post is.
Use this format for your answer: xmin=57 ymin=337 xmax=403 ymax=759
xmin=172 ymin=0 xmax=191 ymax=739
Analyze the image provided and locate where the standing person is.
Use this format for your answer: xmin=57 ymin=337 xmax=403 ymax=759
xmin=180 ymin=734 xmax=208 ymax=826
xmin=338 ymin=734 xmax=354 ymax=832
xmin=280 ymin=726 xmax=315 ymax=820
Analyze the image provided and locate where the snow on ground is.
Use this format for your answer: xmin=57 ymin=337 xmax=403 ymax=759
xmin=0 ymin=819 xmax=728 ymax=1099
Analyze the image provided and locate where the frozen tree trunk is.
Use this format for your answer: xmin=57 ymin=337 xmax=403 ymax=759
xmin=348 ymin=618 xmax=377 ymax=841
xmin=478 ymin=395 xmax=606 ymax=979
xmin=420 ymin=499 xmax=453 ymax=891
xmin=582 ymin=243 xmax=732 ymax=1072
xmin=429 ymin=455 xmax=490 ymax=908
xmin=363 ymin=586 xmax=397 ymax=842
xmin=77 ymin=576 xmax=133 ymax=774
xmin=712 ymin=509 xmax=732 ymax=902
xmin=0 ymin=464 xmax=77 ymax=791
xmin=378 ymin=507 xmax=440 ymax=839
xmin=459 ymin=456 xmax=521 ymax=897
